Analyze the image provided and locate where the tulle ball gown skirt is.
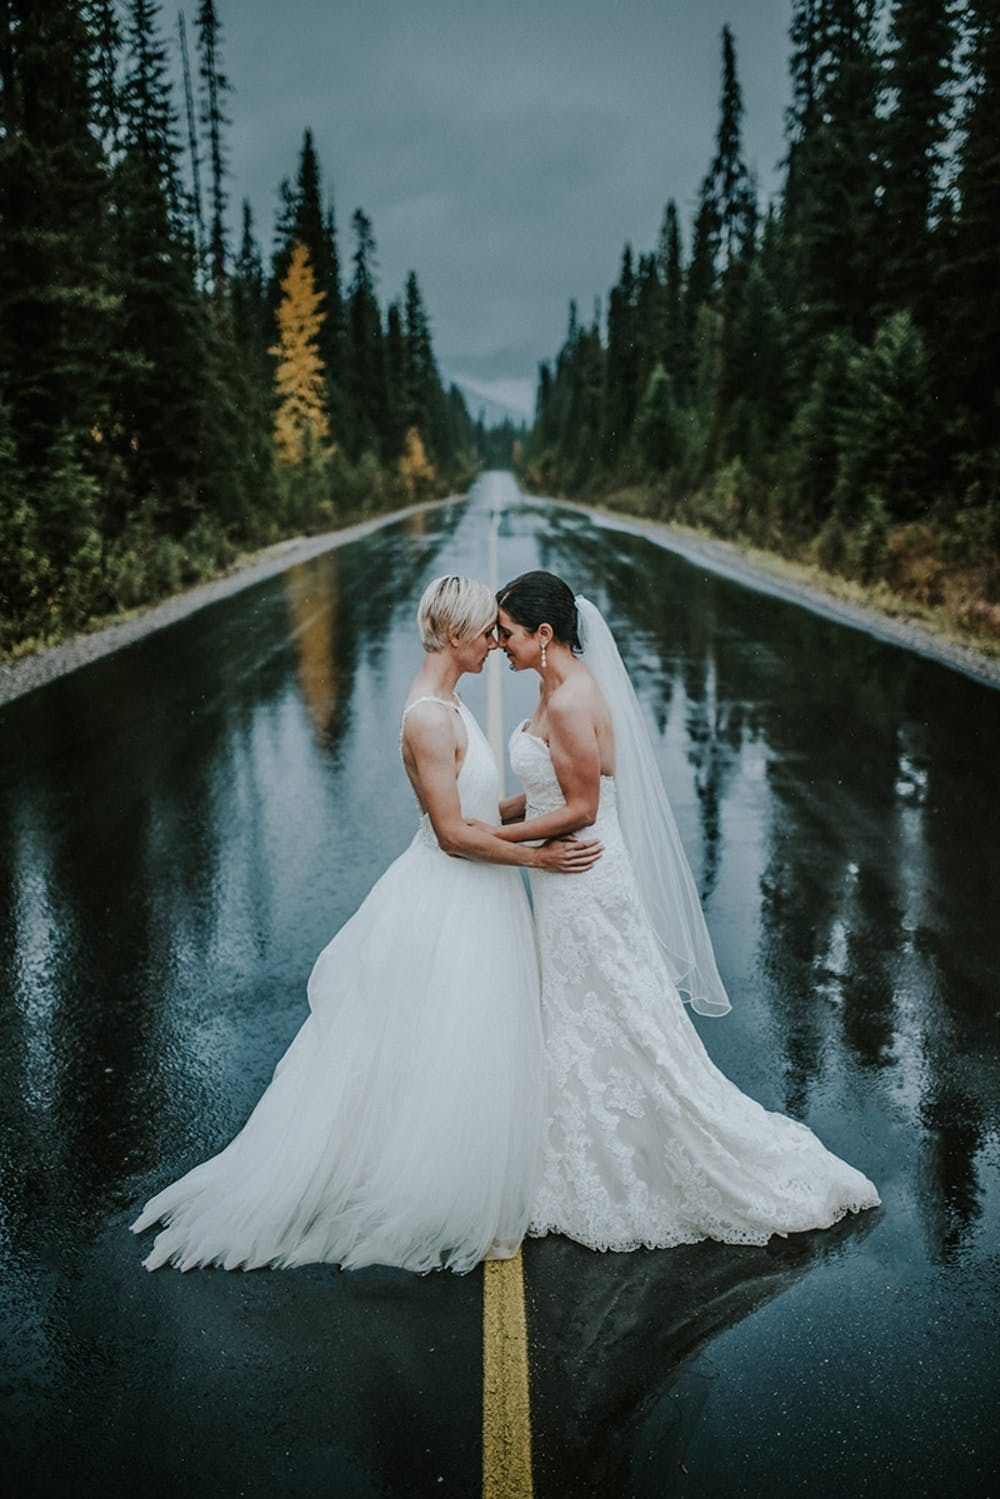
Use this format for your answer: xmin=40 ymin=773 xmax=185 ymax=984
xmin=130 ymin=820 xmax=545 ymax=1274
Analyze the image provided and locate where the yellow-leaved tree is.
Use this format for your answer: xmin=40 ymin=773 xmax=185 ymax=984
xmin=398 ymin=426 xmax=435 ymax=499
xmin=270 ymin=242 xmax=330 ymax=466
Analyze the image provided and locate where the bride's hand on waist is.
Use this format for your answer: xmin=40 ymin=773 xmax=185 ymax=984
xmin=535 ymin=835 xmax=603 ymax=874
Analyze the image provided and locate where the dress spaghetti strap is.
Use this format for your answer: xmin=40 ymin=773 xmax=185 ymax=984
xmin=399 ymin=694 xmax=463 ymax=748
xmin=400 ymin=694 xmax=461 ymax=722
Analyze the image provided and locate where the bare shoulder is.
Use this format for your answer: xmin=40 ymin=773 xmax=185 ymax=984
xmin=546 ymin=668 xmax=607 ymax=734
xmin=401 ymin=697 xmax=463 ymax=758
xmin=403 ymin=696 xmax=457 ymax=735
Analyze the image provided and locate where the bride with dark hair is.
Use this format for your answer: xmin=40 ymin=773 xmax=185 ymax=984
xmin=489 ymin=569 xmax=880 ymax=1253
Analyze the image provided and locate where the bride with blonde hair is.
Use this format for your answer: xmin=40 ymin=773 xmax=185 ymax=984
xmin=131 ymin=574 xmax=601 ymax=1274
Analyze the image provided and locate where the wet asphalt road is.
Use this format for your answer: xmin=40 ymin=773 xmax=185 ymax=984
xmin=1 ymin=472 xmax=998 ymax=1497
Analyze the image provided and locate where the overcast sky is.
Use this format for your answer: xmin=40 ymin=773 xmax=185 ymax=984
xmin=203 ymin=0 xmax=794 ymax=421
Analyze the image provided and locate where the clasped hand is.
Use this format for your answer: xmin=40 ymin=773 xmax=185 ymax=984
xmin=465 ymin=819 xmax=603 ymax=873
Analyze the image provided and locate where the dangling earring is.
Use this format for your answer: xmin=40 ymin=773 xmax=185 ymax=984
xmin=540 ymin=641 xmax=548 ymax=670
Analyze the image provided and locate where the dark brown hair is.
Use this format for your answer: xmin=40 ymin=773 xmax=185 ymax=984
xmin=496 ymin=570 xmax=582 ymax=651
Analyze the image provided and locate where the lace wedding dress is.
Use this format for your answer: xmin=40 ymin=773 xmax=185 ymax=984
xmin=510 ymin=721 xmax=881 ymax=1252
xmin=131 ymin=696 xmax=544 ymax=1274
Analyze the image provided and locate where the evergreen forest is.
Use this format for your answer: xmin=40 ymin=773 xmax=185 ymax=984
xmin=527 ymin=1 xmax=1000 ymax=645
xmin=0 ymin=1 xmax=479 ymax=655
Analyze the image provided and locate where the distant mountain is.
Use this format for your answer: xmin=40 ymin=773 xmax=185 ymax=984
xmin=443 ymin=370 xmax=533 ymax=429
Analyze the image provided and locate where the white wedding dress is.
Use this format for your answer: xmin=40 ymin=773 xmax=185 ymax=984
xmin=510 ymin=721 xmax=881 ymax=1252
xmin=131 ymin=696 xmax=544 ymax=1274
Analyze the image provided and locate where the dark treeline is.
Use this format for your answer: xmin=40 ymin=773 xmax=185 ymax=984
xmin=528 ymin=1 xmax=1000 ymax=638
xmin=0 ymin=0 xmax=479 ymax=654
xmin=474 ymin=415 xmax=528 ymax=469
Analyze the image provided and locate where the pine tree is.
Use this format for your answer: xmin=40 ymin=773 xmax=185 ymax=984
xmin=834 ymin=310 xmax=935 ymax=523
xmin=571 ymin=320 xmax=606 ymax=486
xmin=784 ymin=329 xmax=858 ymax=535
xmin=384 ymin=298 xmax=409 ymax=459
xmin=34 ymin=425 xmax=104 ymax=626
xmin=657 ymin=199 xmax=686 ymax=397
xmin=782 ymin=0 xmax=883 ymax=362
xmin=114 ymin=0 xmax=209 ymax=533
xmin=270 ymin=241 xmax=330 ymax=465
xmin=0 ymin=397 xmax=48 ymax=649
xmin=946 ymin=0 xmax=1000 ymax=457
xmin=348 ymin=209 xmax=388 ymax=457
xmin=195 ymin=0 xmax=230 ymax=291
xmin=121 ymin=0 xmax=183 ymax=210
xmin=683 ymin=180 xmax=720 ymax=402
xmin=444 ymin=383 xmax=475 ymax=467
xmin=270 ymin=175 xmax=297 ymax=294
xmin=703 ymin=24 xmax=758 ymax=466
xmin=550 ymin=302 xmax=604 ymax=487
xmin=707 ymin=25 xmax=756 ymax=272
xmin=881 ymin=0 xmax=960 ymax=325
xmin=721 ymin=257 xmax=787 ymax=467
xmin=292 ymin=129 xmax=325 ymax=271
xmin=230 ymin=199 xmax=275 ymax=527
xmin=602 ymin=244 xmax=639 ymax=466
xmin=634 ymin=252 xmax=664 ymax=415
xmin=403 ymin=270 xmax=444 ymax=460
xmin=534 ymin=363 xmax=555 ymax=451
xmin=232 ymin=200 xmax=265 ymax=356
xmin=177 ymin=10 xmax=205 ymax=263
xmin=0 ymin=0 xmax=111 ymax=473
xmin=87 ymin=0 xmax=124 ymax=156
xmin=635 ymin=364 xmax=681 ymax=474
xmin=322 ymin=199 xmax=347 ymax=442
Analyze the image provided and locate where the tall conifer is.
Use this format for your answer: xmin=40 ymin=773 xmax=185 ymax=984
xmin=946 ymin=0 xmax=1000 ymax=456
xmin=782 ymin=0 xmax=882 ymax=364
xmin=657 ymin=199 xmax=686 ymax=397
xmin=115 ymin=0 xmax=208 ymax=532
xmin=881 ymin=0 xmax=959 ymax=324
xmin=348 ymin=209 xmax=387 ymax=457
xmin=195 ymin=0 xmax=230 ymax=291
xmin=602 ymin=245 xmax=639 ymax=464
xmin=0 ymin=0 xmax=110 ymax=472
xmin=404 ymin=270 xmax=443 ymax=458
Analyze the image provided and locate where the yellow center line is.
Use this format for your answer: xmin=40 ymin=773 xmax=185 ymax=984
xmin=482 ymin=1254 xmax=534 ymax=1499
xmin=482 ymin=502 xmax=535 ymax=1499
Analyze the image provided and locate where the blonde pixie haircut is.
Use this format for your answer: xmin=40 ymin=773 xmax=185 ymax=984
xmin=417 ymin=575 xmax=496 ymax=652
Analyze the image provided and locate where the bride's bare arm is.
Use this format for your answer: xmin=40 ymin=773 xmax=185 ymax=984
xmin=488 ymin=696 xmax=602 ymax=844
xmin=404 ymin=709 xmax=601 ymax=872
xmin=499 ymin=791 xmax=526 ymax=824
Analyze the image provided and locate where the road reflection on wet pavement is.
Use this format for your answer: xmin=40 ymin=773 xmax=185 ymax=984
xmin=1 ymin=473 xmax=997 ymax=1496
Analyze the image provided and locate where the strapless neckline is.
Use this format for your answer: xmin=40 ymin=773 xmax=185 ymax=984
xmin=514 ymin=720 xmax=615 ymax=781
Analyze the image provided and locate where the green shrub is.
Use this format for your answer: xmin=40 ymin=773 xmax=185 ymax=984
xmin=817 ymin=512 xmax=850 ymax=574
xmin=854 ymin=492 xmax=891 ymax=582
